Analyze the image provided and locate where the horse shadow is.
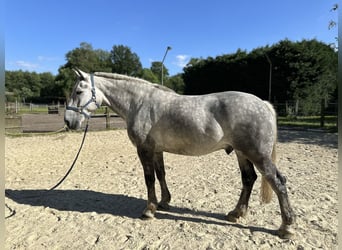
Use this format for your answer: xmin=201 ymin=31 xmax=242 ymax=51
xmin=277 ymin=129 xmax=337 ymax=148
xmin=5 ymin=189 xmax=278 ymax=236
xmin=5 ymin=189 xmax=145 ymax=218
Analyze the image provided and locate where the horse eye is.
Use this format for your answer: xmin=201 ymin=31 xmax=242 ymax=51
xmin=76 ymin=91 xmax=82 ymax=95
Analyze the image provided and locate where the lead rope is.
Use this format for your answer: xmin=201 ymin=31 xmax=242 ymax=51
xmin=49 ymin=119 xmax=89 ymax=190
xmin=5 ymin=119 xmax=90 ymax=209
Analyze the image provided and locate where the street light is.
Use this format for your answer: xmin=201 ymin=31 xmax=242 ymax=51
xmin=161 ymin=46 xmax=172 ymax=85
xmin=265 ymin=53 xmax=272 ymax=102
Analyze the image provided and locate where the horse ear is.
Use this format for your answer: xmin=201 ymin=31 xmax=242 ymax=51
xmin=72 ymin=68 xmax=81 ymax=78
xmin=72 ymin=68 xmax=88 ymax=80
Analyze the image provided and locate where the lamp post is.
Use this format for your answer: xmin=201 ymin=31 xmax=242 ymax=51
xmin=161 ymin=46 xmax=172 ymax=85
xmin=265 ymin=53 xmax=272 ymax=102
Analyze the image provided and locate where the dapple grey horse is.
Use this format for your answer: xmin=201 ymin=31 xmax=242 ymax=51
xmin=64 ymin=69 xmax=295 ymax=238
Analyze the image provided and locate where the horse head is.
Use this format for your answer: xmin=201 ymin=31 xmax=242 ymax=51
xmin=64 ymin=69 xmax=100 ymax=130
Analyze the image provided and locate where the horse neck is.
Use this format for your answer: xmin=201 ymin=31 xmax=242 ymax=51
xmin=95 ymin=76 xmax=149 ymax=120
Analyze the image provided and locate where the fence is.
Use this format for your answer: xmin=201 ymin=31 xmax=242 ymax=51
xmin=5 ymin=103 xmax=126 ymax=133
xmin=273 ymin=101 xmax=338 ymax=117
xmin=7 ymin=100 xmax=337 ymax=116
xmin=5 ymin=101 xmax=337 ymax=133
xmin=6 ymin=101 xmax=66 ymax=115
xmin=273 ymin=101 xmax=337 ymax=127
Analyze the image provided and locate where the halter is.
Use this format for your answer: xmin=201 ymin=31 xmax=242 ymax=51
xmin=66 ymin=73 xmax=100 ymax=118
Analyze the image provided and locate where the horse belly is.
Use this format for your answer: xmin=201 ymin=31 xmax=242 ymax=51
xmin=162 ymin=138 xmax=227 ymax=155
xmin=155 ymin=123 xmax=229 ymax=156
xmin=174 ymin=144 xmax=228 ymax=156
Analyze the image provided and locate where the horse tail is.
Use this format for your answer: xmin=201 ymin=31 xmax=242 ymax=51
xmin=260 ymin=101 xmax=277 ymax=204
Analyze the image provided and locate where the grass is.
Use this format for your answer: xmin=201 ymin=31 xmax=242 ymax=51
xmin=277 ymin=116 xmax=337 ymax=132
xmin=17 ymin=108 xmax=47 ymax=114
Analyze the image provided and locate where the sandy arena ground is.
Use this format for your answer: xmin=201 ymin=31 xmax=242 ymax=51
xmin=5 ymin=129 xmax=337 ymax=249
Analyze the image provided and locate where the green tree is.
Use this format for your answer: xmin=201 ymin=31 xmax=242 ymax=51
xmin=20 ymin=87 xmax=34 ymax=103
xmin=328 ymin=4 xmax=338 ymax=29
xmin=328 ymin=4 xmax=338 ymax=50
xmin=5 ymin=70 xmax=62 ymax=103
xmin=5 ymin=70 xmax=42 ymax=102
xmin=55 ymin=67 xmax=76 ymax=99
xmin=140 ymin=68 xmax=159 ymax=83
xmin=182 ymin=39 xmax=337 ymax=115
xmin=64 ymin=42 xmax=111 ymax=73
xmin=287 ymin=40 xmax=337 ymax=114
xmin=39 ymin=72 xmax=63 ymax=101
xmin=56 ymin=42 xmax=113 ymax=98
xmin=110 ymin=45 xmax=142 ymax=76
xmin=94 ymin=49 xmax=112 ymax=72
xmin=165 ymin=74 xmax=184 ymax=94
xmin=150 ymin=61 xmax=169 ymax=83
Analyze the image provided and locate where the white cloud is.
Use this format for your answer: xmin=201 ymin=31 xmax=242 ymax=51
xmin=174 ymin=54 xmax=190 ymax=68
xmin=14 ymin=60 xmax=39 ymax=70
xmin=6 ymin=55 xmax=60 ymax=73
xmin=37 ymin=56 xmax=59 ymax=62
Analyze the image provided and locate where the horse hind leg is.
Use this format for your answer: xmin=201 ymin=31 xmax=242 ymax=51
xmin=256 ymin=159 xmax=296 ymax=239
xmin=227 ymin=151 xmax=257 ymax=222
xmin=225 ymin=145 xmax=234 ymax=155
xmin=153 ymin=152 xmax=171 ymax=210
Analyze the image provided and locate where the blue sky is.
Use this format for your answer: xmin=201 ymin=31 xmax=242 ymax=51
xmin=5 ymin=0 xmax=338 ymax=76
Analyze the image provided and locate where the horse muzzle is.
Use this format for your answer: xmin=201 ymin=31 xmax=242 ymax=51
xmin=64 ymin=109 xmax=84 ymax=130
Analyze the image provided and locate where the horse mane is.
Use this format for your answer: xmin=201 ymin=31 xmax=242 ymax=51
xmin=94 ymin=72 xmax=175 ymax=93
xmin=151 ymin=83 xmax=175 ymax=93
xmin=94 ymin=72 xmax=152 ymax=85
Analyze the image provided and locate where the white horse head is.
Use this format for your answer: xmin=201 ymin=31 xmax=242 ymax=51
xmin=64 ymin=69 xmax=103 ymax=130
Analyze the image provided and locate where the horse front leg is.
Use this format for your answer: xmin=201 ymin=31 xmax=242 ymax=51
xmin=154 ymin=152 xmax=171 ymax=210
xmin=227 ymin=152 xmax=257 ymax=222
xmin=137 ymin=147 xmax=158 ymax=219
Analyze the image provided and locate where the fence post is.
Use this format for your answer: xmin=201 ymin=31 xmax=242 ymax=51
xmin=320 ymin=99 xmax=325 ymax=127
xmin=105 ymin=107 xmax=110 ymax=129
xmin=285 ymin=101 xmax=288 ymax=115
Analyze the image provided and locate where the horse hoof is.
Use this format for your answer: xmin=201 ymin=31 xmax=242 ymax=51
xmin=140 ymin=214 xmax=154 ymax=220
xmin=278 ymin=224 xmax=295 ymax=239
xmin=226 ymin=212 xmax=238 ymax=223
xmin=141 ymin=209 xmax=155 ymax=220
xmin=158 ymin=202 xmax=170 ymax=211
